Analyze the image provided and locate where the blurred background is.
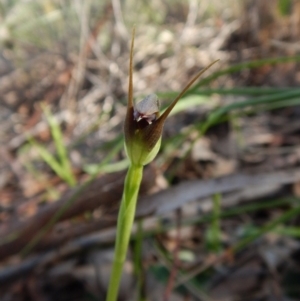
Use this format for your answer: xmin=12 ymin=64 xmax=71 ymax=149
xmin=1 ymin=0 xmax=300 ymax=300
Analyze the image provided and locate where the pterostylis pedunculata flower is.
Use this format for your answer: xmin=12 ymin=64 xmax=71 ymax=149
xmin=106 ymin=27 xmax=219 ymax=301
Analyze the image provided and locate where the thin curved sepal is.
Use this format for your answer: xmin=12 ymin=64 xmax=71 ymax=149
xmin=128 ymin=27 xmax=135 ymax=109
xmin=158 ymin=59 xmax=219 ymax=123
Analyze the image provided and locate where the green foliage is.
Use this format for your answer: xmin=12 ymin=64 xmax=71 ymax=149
xmin=156 ymin=56 xmax=300 ymax=176
xmin=233 ymin=204 xmax=300 ymax=252
xmin=133 ymin=221 xmax=146 ymax=301
xmin=278 ymin=0 xmax=292 ymax=15
xmin=27 ymin=104 xmax=76 ymax=187
xmin=205 ymin=194 xmax=222 ymax=253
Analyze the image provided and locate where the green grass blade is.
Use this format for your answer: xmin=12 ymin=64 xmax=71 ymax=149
xmin=133 ymin=220 xmax=146 ymax=301
xmin=83 ymin=138 xmax=126 ymax=175
xmin=205 ymin=194 xmax=222 ymax=253
xmin=193 ymin=56 xmax=300 ymax=88
xmin=232 ymin=204 xmax=300 ymax=252
xmin=42 ymin=104 xmax=76 ymax=186
xmin=84 ymin=159 xmax=129 ymax=174
xmin=200 ymin=89 xmax=300 ymax=133
xmin=27 ymin=136 xmax=66 ymax=181
xmin=195 ymin=87 xmax=300 ymax=96
xmin=275 ymin=226 xmax=300 ymax=237
xmin=159 ymin=87 xmax=299 ymax=100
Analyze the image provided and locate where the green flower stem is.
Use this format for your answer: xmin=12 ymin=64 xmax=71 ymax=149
xmin=106 ymin=163 xmax=144 ymax=301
